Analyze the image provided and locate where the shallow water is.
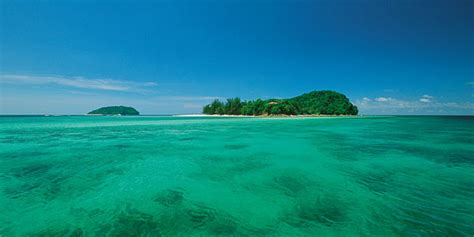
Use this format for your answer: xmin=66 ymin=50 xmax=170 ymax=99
xmin=0 ymin=116 xmax=473 ymax=236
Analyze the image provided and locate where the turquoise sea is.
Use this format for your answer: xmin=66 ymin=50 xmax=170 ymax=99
xmin=0 ymin=116 xmax=473 ymax=236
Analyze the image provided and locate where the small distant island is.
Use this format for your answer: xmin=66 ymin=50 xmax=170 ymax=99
xmin=87 ymin=106 xmax=139 ymax=116
xmin=203 ymin=90 xmax=358 ymax=116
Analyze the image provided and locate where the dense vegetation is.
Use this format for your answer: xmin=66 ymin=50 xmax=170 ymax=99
xmin=203 ymin=91 xmax=358 ymax=116
xmin=88 ymin=106 xmax=139 ymax=115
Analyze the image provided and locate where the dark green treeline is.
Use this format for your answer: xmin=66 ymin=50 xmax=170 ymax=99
xmin=203 ymin=90 xmax=358 ymax=116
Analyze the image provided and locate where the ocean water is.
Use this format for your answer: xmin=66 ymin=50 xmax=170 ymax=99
xmin=0 ymin=116 xmax=473 ymax=236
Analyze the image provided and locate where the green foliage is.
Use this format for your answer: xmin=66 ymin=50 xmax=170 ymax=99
xmin=206 ymin=99 xmax=225 ymax=115
xmin=202 ymin=90 xmax=358 ymax=116
xmin=225 ymin=98 xmax=243 ymax=115
xmin=88 ymin=106 xmax=139 ymax=115
xmin=291 ymin=91 xmax=357 ymax=115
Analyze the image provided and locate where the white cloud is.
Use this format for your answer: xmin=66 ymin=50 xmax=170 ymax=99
xmin=419 ymin=95 xmax=434 ymax=103
xmin=355 ymin=96 xmax=474 ymax=115
xmin=0 ymin=74 xmax=157 ymax=93
xmin=419 ymin=98 xmax=431 ymax=103
xmin=375 ymin=97 xmax=392 ymax=102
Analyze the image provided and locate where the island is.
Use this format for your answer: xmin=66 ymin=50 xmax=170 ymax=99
xmin=87 ymin=106 xmax=139 ymax=116
xmin=202 ymin=90 xmax=358 ymax=116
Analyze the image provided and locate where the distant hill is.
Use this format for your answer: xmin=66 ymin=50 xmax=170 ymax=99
xmin=87 ymin=106 xmax=139 ymax=116
xmin=203 ymin=90 xmax=358 ymax=116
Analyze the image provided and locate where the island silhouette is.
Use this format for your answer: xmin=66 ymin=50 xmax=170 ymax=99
xmin=203 ymin=90 xmax=358 ymax=116
xmin=88 ymin=106 xmax=139 ymax=116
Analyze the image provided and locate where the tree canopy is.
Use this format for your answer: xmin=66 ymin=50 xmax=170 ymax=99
xmin=202 ymin=91 xmax=358 ymax=116
xmin=88 ymin=106 xmax=139 ymax=115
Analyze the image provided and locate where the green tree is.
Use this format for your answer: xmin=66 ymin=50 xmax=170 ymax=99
xmin=203 ymin=104 xmax=212 ymax=114
xmin=241 ymin=101 xmax=254 ymax=115
xmin=203 ymin=99 xmax=225 ymax=115
xmin=225 ymin=97 xmax=243 ymax=115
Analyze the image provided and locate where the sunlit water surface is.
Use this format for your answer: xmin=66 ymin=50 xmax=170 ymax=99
xmin=0 ymin=116 xmax=473 ymax=236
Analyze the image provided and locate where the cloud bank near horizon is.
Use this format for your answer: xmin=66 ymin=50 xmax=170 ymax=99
xmin=0 ymin=74 xmax=158 ymax=93
xmin=1 ymin=73 xmax=473 ymax=115
xmin=355 ymin=95 xmax=473 ymax=115
xmin=0 ymin=74 xmax=222 ymax=114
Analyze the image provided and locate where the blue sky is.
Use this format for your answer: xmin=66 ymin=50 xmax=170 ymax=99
xmin=1 ymin=0 xmax=473 ymax=115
